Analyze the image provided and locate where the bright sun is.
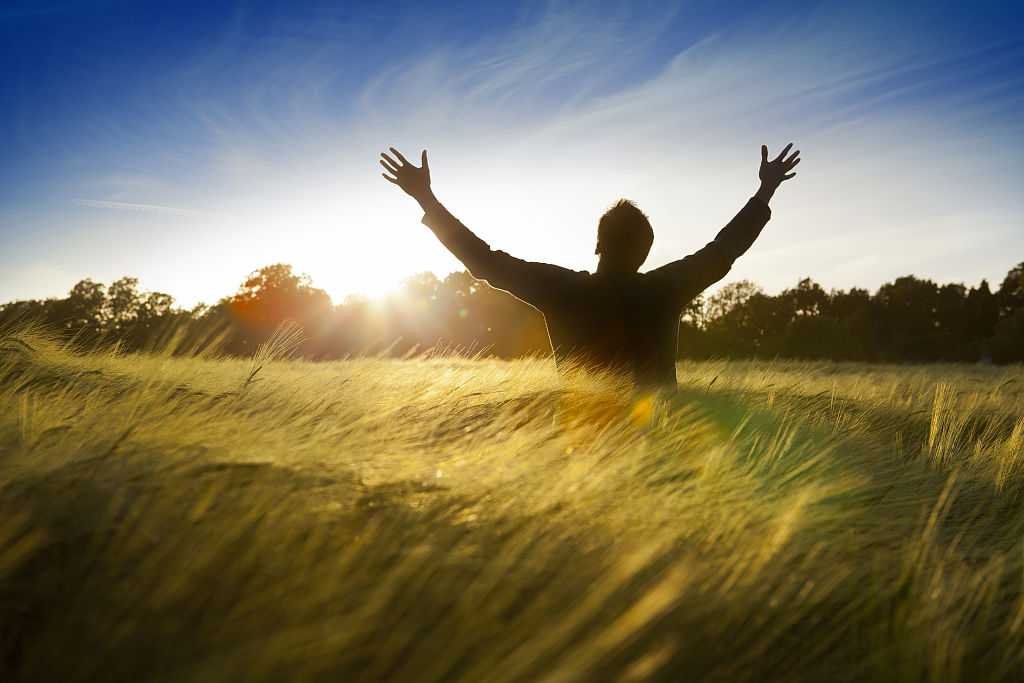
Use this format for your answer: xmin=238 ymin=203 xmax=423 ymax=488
xmin=222 ymin=186 xmax=448 ymax=305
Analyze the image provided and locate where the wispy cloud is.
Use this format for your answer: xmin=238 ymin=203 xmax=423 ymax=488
xmin=72 ymin=198 xmax=230 ymax=219
xmin=3 ymin=0 xmax=1023 ymax=306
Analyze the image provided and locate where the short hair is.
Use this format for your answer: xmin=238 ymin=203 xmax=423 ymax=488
xmin=596 ymin=199 xmax=653 ymax=265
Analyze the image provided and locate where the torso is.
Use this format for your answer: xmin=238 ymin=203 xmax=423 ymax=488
xmin=540 ymin=271 xmax=681 ymax=388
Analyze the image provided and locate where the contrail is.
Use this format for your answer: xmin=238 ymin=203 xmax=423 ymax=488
xmin=72 ymin=198 xmax=230 ymax=219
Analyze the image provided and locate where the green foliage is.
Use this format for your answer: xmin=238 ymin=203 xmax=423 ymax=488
xmin=1 ymin=261 xmax=1022 ymax=363
xmin=1 ymin=328 xmax=1024 ymax=680
xmin=215 ymin=263 xmax=333 ymax=356
xmin=687 ymin=265 xmax=1023 ymax=363
xmin=990 ymin=310 xmax=1024 ymax=364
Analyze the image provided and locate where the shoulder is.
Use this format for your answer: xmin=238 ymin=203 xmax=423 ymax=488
xmin=640 ymin=266 xmax=680 ymax=289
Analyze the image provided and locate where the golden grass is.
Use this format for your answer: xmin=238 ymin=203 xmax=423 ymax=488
xmin=1 ymin=326 xmax=1023 ymax=681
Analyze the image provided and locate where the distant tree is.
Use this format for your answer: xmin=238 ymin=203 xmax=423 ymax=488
xmin=48 ymin=279 xmax=106 ymax=332
xmin=3 ymin=260 xmax=1022 ymax=363
xmin=966 ymin=280 xmax=999 ymax=335
xmin=386 ymin=272 xmax=445 ymax=354
xmin=227 ymin=264 xmax=331 ymax=324
xmin=677 ymin=294 xmax=716 ymax=359
xmin=997 ymin=262 xmax=1024 ymax=317
xmin=826 ymin=287 xmax=876 ymax=360
xmin=106 ymin=276 xmax=141 ymax=335
xmin=830 ymin=287 xmax=872 ymax=319
xmin=932 ymin=282 xmax=970 ymax=359
xmin=401 ymin=272 xmax=441 ymax=304
xmin=126 ymin=291 xmax=179 ymax=348
xmin=874 ymin=276 xmax=943 ymax=360
xmin=706 ymin=280 xmax=764 ymax=322
xmin=990 ymin=309 xmax=1024 ymax=363
xmin=439 ymin=271 xmax=481 ymax=300
xmin=781 ymin=315 xmax=834 ymax=359
xmin=782 ymin=278 xmax=829 ymax=317
xmin=760 ymin=278 xmax=830 ymax=358
xmin=333 ymin=294 xmax=382 ymax=355
xmin=681 ymin=294 xmax=705 ymax=330
xmin=222 ymin=264 xmax=333 ymax=355
xmin=436 ymin=271 xmax=481 ymax=350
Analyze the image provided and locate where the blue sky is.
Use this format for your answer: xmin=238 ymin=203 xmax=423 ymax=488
xmin=2 ymin=0 xmax=1023 ymax=306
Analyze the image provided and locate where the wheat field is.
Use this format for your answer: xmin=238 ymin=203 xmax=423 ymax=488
xmin=1 ymin=325 xmax=1023 ymax=682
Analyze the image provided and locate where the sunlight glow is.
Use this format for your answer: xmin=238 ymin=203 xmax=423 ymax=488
xmin=2 ymin=1 xmax=1023 ymax=308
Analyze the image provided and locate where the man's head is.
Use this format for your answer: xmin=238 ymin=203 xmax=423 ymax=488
xmin=595 ymin=199 xmax=653 ymax=273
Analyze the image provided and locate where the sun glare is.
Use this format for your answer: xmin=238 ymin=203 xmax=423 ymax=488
xmin=318 ymin=268 xmax=404 ymax=303
xmin=220 ymin=183 xmax=449 ymax=306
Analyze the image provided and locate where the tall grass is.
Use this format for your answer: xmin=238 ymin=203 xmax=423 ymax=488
xmin=1 ymin=325 xmax=1023 ymax=681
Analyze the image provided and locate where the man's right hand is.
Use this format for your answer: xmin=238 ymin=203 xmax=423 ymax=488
xmin=754 ymin=143 xmax=800 ymax=204
xmin=381 ymin=147 xmax=436 ymax=208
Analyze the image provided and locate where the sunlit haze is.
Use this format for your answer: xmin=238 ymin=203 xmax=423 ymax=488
xmin=2 ymin=0 xmax=1023 ymax=307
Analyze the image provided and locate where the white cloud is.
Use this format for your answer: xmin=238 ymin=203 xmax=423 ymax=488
xmin=333 ymin=1 xmax=1024 ymax=296
xmin=6 ymin=1 xmax=1023 ymax=306
xmin=71 ymin=198 xmax=230 ymax=220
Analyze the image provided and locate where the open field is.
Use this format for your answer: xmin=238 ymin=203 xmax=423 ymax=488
xmin=2 ymin=327 xmax=1024 ymax=682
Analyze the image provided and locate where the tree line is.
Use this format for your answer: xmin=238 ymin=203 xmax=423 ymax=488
xmin=2 ymin=261 xmax=1022 ymax=363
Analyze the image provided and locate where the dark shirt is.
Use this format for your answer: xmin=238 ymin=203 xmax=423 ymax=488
xmin=422 ymin=198 xmax=771 ymax=388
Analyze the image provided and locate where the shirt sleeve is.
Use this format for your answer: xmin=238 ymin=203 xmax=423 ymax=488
xmin=421 ymin=203 xmax=576 ymax=309
xmin=650 ymin=198 xmax=771 ymax=304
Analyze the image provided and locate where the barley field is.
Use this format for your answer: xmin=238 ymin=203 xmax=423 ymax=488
xmin=1 ymin=325 xmax=1023 ymax=682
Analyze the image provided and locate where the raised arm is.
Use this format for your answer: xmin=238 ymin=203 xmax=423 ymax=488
xmin=380 ymin=147 xmax=574 ymax=308
xmin=653 ymin=143 xmax=800 ymax=303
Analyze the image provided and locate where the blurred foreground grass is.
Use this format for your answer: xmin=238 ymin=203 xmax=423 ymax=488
xmin=2 ymin=326 xmax=1024 ymax=682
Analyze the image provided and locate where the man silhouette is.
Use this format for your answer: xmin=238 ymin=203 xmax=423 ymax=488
xmin=381 ymin=144 xmax=800 ymax=390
